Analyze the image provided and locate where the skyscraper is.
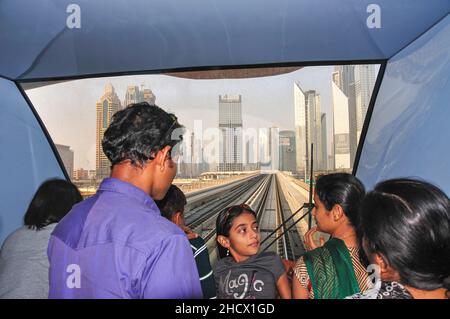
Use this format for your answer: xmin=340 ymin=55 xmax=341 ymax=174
xmin=333 ymin=65 xmax=358 ymax=165
xmin=294 ymin=83 xmax=324 ymax=177
xmin=355 ymin=64 xmax=376 ymax=142
xmin=294 ymin=83 xmax=307 ymax=176
xmin=332 ymin=81 xmax=351 ymax=169
xmin=279 ymin=130 xmax=296 ymax=173
xmin=333 ymin=65 xmax=355 ymax=97
xmin=244 ymin=132 xmax=258 ymax=171
xmin=219 ymin=95 xmax=243 ymax=171
xmin=183 ymin=131 xmax=204 ymax=177
xmin=305 ymin=90 xmax=323 ymax=171
xmin=332 ymin=70 xmax=341 ymax=89
xmin=328 ymin=154 xmax=335 ymax=171
xmin=266 ymin=127 xmax=279 ymax=171
xmin=123 ymin=85 xmax=140 ymax=109
xmin=55 ymin=144 xmax=74 ymax=178
xmin=123 ymin=85 xmax=156 ymax=109
xmin=96 ymin=83 xmax=121 ymax=179
xmin=142 ymin=88 xmax=156 ymax=105
xmin=245 ymin=139 xmax=250 ymax=169
xmin=320 ymin=113 xmax=327 ymax=171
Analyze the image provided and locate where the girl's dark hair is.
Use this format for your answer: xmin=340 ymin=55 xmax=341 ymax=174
xmin=102 ymin=102 xmax=184 ymax=167
xmin=24 ymin=178 xmax=83 ymax=230
xmin=215 ymin=204 xmax=257 ymax=259
xmin=360 ymin=178 xmax=450 ymax=293
xmin=315 ymin=173 xmax=366 ymax=229
xmin=155 ymin=185 xmax=187 ymax=220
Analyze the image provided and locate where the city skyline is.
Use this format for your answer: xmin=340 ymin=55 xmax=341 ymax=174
xmin=25 ymin=65 xmax=379 ymax=173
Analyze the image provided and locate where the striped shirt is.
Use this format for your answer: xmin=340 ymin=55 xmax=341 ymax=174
xmin=190 ymin=237 xmax=216 ymax=299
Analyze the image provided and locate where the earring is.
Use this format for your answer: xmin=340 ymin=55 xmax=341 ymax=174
xmin=226 ymin=249 xmax=230 ymax=256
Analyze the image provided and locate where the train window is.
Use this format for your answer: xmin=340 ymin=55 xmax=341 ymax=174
xmin=23 ymin=64 xmax=380 ymax=195
xmin=22 ymin=64 xmax=380 ymax=259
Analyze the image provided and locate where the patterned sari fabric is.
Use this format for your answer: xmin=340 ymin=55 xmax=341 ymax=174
xmin=347 ymin=281 xmax=414 ymax=299
xmin=302 ymin=238 xmax=362 ymax=299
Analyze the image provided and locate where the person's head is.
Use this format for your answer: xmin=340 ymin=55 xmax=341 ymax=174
xmin=312 ymin=173 xmax=366 ymax=235
xmin=102 ymin=102 xmax=184 ymax=200
xmin=24 ymin=178 xmax=83 ymax=230
xmin=155 ymin=184 xmax=187 ymax=227
xmin=216 ymin=204 xmax=260 ymax=262
xmin=359 ymin=178 xmax=450 ymax=294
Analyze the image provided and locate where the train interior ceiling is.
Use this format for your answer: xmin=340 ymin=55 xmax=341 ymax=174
xmin=0 ymin=1 xmax=449 ymax=253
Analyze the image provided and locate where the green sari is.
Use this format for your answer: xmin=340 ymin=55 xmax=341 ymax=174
xmin=303 ymin=238 xmax=360 ymax=299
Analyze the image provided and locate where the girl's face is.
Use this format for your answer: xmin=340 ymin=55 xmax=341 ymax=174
xmin=224 ymin=212 xmax=261 ymax=262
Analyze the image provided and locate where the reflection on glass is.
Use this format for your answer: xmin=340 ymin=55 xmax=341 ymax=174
xmin=357 ymin=15 xmax=450 ymax=194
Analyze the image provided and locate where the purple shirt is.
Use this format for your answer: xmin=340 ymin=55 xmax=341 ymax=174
xmin=48 ymin=178 xmax=202 ymax=299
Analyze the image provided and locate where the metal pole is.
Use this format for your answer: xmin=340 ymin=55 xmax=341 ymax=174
xmin=308 ymin=143 xmax=314 ymax=230
xmin=261 ymin=206 xmax=313 ymax=253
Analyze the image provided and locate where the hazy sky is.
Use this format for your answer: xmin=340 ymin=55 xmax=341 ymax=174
xmin=25 ymin=65 xmax=378 ymax=170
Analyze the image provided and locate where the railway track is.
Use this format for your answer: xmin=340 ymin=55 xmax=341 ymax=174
xmin=183 ymin=173 xmax=305 ymax=263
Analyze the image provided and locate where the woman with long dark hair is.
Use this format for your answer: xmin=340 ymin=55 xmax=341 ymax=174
xmin=349 ymin=178 xmax=450 ymax=299
xmin=0 ymin=179 xmax=82 ymax=298
xmin=292 ymin=173 xmax=370 ymax=299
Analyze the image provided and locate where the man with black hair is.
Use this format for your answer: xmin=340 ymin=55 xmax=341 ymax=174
xmin=156 ymin=185 xmax=217 ymax=299
xmin=48 ymin=102 xmax=202 ymax=298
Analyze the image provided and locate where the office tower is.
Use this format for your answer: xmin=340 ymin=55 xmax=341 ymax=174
xmin=123 ymin=85 xmax=141 ymax=109
xmin=96 ymin=83 xmax=121 ymax=179
xmin=219 ymin=95 xmax=243 ymax=171
xmin=279 ymin=130 xmax=296 ymax=173
xmin=182 ymin=132 xmax=204 ymax=177
xmin=321 ymin=113 xmax=327 ymax=171
xmin=333 ymin=65 xmax=355 ymax=97
xmin=123 ymin=85 xmax=156 ymax=109
xmin=244 ymin=132 xmax=258 ymax=171
xmin=55 ymin=144 xmax=74 ymax=179
xmin=142 ymin=88 xmax=156 ymax=105
xmin=294 ymin=83 xmax=323 ymax=176
xmin=294 ymin=83 xmax=307 ymax=176
xmin=355 ymin=64 xmax=376 ymax=142
xmin=305 ymin=90 xmax=323 ymax=171
xmin=333 ymin=65 xmax=358 ymax=165
xmin=190 ymin=132 xmax=198 ymax=177
xmin=328 ymin=154 xmax=335 ymax=171
xmin=332 ymin=82 xmax=351 ymax=169
xmin=267 ymin=127 xmax=279 ymax=171
xmin=245 ymin=140 xmax=250 ymax=170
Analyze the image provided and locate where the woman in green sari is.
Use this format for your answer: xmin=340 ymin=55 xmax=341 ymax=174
xmin=292 ymin=173 xmax=369 ymax=299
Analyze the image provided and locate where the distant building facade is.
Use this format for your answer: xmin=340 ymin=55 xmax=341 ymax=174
xmin=219 ymin=95 xmax=243 ymax=171
xmin=96 ymin=83 xmax=121 ymax=179
xmin=279 ymin=130 xmax=296 ymax=173
xmin=123 ymin=85 xmax=156 ymax=109
xmin=55 ymin=144 xmax=74 ymax=179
